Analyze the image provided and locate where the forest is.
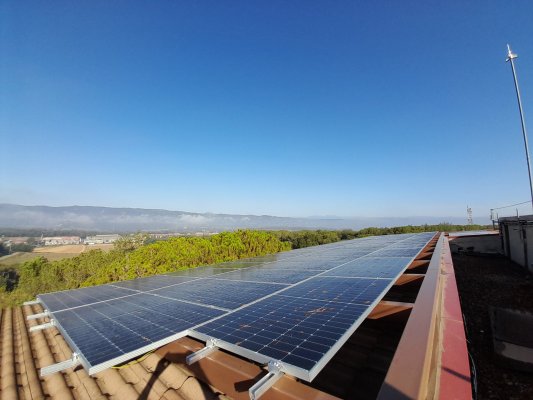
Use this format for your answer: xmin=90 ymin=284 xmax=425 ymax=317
xmin=270 ymin=223 xmax=489 ymax=248
xmin=0 ymin=224 xmax=488 ymax=308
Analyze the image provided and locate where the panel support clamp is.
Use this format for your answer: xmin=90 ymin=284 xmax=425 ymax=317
xmin=186 ymin=338 xmax=218 ymax=365
xmin=27 ymin=310 xmax=50 ymax=320
xmin=40 ymin=353 xmax=80 ymax=377
xmin=29 ymin=319 xmax=55 ymax=332
xmin=249 ymin=360 xmax=285 ymax=400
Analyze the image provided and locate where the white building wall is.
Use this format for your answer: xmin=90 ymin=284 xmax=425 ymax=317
xmin=500 ymin=218 xmax=533 ymax=273
xmin=526 ymin=225 xmax=533 ymax=273
xmin=507 ymin=226 xmax=525 ymax=267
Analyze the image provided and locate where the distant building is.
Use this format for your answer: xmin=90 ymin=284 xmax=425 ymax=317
xmin=43 ymin=236 xmax=81 ymax=246
xmin=2 ymin=237 xmax=30 ymax=245
xmin=84 ymin=234 xmax=121 ymax=245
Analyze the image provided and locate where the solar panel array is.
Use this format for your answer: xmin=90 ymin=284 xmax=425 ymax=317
xmin=189 ymin=232 xmax=435 ymax=381
xmin=35 ymin=232 xmax=435 ymax=377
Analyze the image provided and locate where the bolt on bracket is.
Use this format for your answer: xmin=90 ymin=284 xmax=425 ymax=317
xmin=29 ymin=319 xmax=55 ymax=332
xmin=41 ymin=353 xmax=80 ymax=377
xmin=249 ymin=360 xmax=285 ymax=400
xmin=27 ymin=310 xmax=50 ymax=320
xmin=186 ymin=338 xmax=219 ymax=365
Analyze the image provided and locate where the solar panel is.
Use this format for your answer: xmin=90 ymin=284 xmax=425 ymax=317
xmin=38 ymin=285 xmax=136 ymax=312
xmin=278 ymin=277 xmax=392 ymax=305
xmin=52 ymin=293 xmax=224 ymax=373
xmin=110 ymin=275 xmax=194 ymax=291
xmin=165 ymin=266 xmax=240 ymax=278
xmin=33 ymin=231 xmax=436 ymax=381
xmin=192 ymin=294 xmax=371 ymax=380
xmin=257 ymin=259 xmax=347 ymax=271
xmin=370 ymin=248 xmax=422 ymax=257
xmin=323 ymin=257 xmax=413 ymax=279
xmin=215 ymin=267 xmax=319 ymax=284
xmin=148 ymin=278 xmax=287 ymax=310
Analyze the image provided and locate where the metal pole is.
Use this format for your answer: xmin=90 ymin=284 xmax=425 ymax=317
xmin=506 ymin=44 xmax=533 ymax=212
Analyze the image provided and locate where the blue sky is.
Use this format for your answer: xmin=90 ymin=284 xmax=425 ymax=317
xmin=1 ymin=1 xmax=533 ymax=222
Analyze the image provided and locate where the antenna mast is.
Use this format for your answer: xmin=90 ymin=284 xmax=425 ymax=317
xmin=506 ymin=44 xmax=533 ymax=211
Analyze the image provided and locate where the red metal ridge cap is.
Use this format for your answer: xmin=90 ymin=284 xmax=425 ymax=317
xmin=378 ymin=233 xmax=472 ymax=400
xmin=438 ymin=237 xmax=472 ymax=400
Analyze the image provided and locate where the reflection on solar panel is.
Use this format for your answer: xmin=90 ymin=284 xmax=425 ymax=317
xmin=219 ymin=268 xmax=318 ymax=284
xmin=32 ymin=231 xmax=435 ymax=379
xmin=111 ymin=275 xmax=194 ymax=291
xmin=279 ymin=277 xmax=392 ymax=304
xmin=38 ymin=285 xmax=136 ymax=312
xmin=370 ymin=248 xmax=422 ymax=257
xmin=149 ymin=279 xmax=286 ymax=310
xmin=323 ymin=257 xmax=413 ymax=279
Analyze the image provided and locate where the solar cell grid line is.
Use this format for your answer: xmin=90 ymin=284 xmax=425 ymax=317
xmin=39 ymin=274 xmax=216 ymax=313
xmin=38 ymin=285 xmax=141 ymax=313
xmin=193 ymin=295 xmax=370 ymax=379
xmin=51 ymin=292 xmax=226 ymax=374
xmin=371 ymin=248 xmax=428 ymax=258
xmin=277 ymin=277 xmax=393 ymax=305
xmin=189 ymin=232 xmax=437 ymax=382
xmin=192 ymin=291 xmax=378 ymax=381
xmin=205 ymin=276 xmax=289 ymax=286
xmin=110 ymin=275 xmax=197 ymax=292
xmin=323 ymin=256 xmax=413 ymax=279
xmin=214 ymin=268 xmax=320 ymax=285
xmin=252 ymin=259 xmax=347 ymax=271
xmin=162 ymin=267 xmax=241 ymax=278
xmin=148 ymin=278 xmax=287 ymax=310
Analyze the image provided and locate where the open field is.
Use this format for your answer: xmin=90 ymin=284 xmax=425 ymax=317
xmin=0 ymin=252 xmax=73 ymax=267
xmin=0 ymin=244 xmax=114 ymax=269
xmin=33 ymin=244 xmax=114 ymax=254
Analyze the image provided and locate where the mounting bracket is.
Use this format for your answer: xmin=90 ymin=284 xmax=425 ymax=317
xmin=29 ymin=319 xmax=55 ymax=332
xmin=27 ymin=310 xmax=50 ymax=320
xmin=40 ymin=353 xmax=80 ymax=377
xmin=249 ymin=360 xmax=285 ymax=400
xmin=186 ymin=338 xmax=218 ymax=365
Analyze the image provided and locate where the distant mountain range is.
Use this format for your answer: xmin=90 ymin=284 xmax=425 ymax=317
xmin=0 ymin=204 xmax=470 ymax=232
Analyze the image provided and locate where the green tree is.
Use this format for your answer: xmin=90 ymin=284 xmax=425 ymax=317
xmin=0 ymin=242 xmax=8 ymax=256
xmin=114 ymin=233 xmax=151 ymax=252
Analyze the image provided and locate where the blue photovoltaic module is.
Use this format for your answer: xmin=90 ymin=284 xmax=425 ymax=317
xmin=189 ymin=232 xmax=436 ymax=381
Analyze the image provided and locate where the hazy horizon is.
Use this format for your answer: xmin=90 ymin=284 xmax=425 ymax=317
xmin=0 ymin=201 xmax=480 ymax=220
xmin=0 ymin=203 xmax=484 ymax=233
